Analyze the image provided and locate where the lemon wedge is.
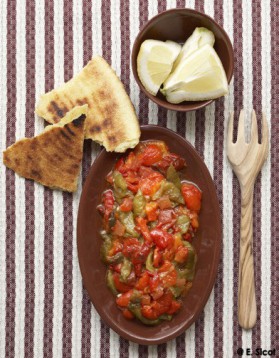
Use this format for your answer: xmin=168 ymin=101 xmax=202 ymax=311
xmin=173 ymin=27 xmax=215 ymax=70
xmin=161 ymin=44 xmax=228 ymax=102
xmin=137 ymin=40 xmax=181 ymax=96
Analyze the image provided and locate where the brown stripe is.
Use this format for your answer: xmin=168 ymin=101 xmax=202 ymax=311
xmin=232 ymin=0 xmax=243 ymax=350
xmin=157 ymin=343 xmax=167 ymax=358
xmin=43 ymin=1 xmax=55 ymax=357
xmin=212 ymin=3 xmax=224 ymax=357
xmin=81 ymin=2 xmax=93 ymax=357
xmin=5 ymin=0 xmax=16 ymax=356
xmin=100 ymin=0 xmax=112 ymax=354
xmin=176 ymin=332 xmax=186 ymax=357
xmin=119 ymin=336 xmax=129 ymax=358
xmin=102 ymin=0 xmax=112 ymax=65
xmin=195 ymin=0 xmax=204 ymax=13
xmin=100 ymin=321 xmax=110 ymax=358
xmin=195 ymin=313 xmax=205 ymax=358
xmin=138 ymin=0 xmax=149 ymax=125
xmin=270 ymin=0 xmax=278 ymax=350
xmin=63 ymin=1 xmax=74 ymax=357
xmin=83 ymin=0 xmax=92 ymax=65
xmin=194 ymin=109 xmax=205 ymax=159
xmin=138 ymin=344 xmax=148 ymax=357
xmin=120 ymin=0 xmax=130 ymax=93
xmin=251 ymin=0 xmax=262 ymax=352
xmin=24 ymin=1 xmax=36 ymax=357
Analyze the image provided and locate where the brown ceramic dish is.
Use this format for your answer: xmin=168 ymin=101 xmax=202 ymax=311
xmin=131 ymin=8 xmax=234 ymax=112
xmin=77 ymin=125 xmax=222 ymax=345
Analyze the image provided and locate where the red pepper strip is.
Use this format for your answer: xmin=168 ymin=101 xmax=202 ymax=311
xmin=150 ymin=228 xmax=174 ymax=249
xmin=102 ymin=189 xmax=115 ymax=222
xmin=181 ymin=183 xmax=202 ymax=212
xmin=119 ymin=197 xmax=133 ymax=212
xmin=116 ymin=290 xmax=134 ymax=307
xmin=135 ymin=217 xmax=152 ymax=243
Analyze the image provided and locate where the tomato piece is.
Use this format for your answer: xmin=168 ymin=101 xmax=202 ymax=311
xmin=167 ymin=300 xmax=181 ymax=315
xmin=141 ymin=305 xmax=158 ymax=320
xmin=119 ymin=197 xmax=133 ymax=212
xmin=135 ymin=272 xmax=150 ymax=291
xmin=158 ymin=261 xmax=177 ymax=287
xmin=123 ymin=237 xmax=151 ymax=265
xmin=101 ymin=189 xmax=115 ymax=223
xmin=157 ymin=209 xmax=176 ymax=230
xmin=122 ymin=308 xmax=134 ymax=320
xmin=157 ymin=196 xmax=172 ymax=210
xmin=174 ymin=246 xmax=189 ymax=264
xmin=135 ymin=217 xmax=152 ymax=243
xmin=134 ymin=263 xmax=142 ymax=277
xmin=139 ymin=172 xmax=164 ymax=196
xmin=116 ymin=290 xmax=134 ymax=307
xmin=145 ymin=202 xmax=158 ymax=221
xmin=108 ymin=239 xmax=123 ymax=256
xmin=140 ymin=144 xmax=164 ymax=166
xmin=149 ymin=273 xmax=160 ymax=292
xmin=141 ymin=294 xmax=151 ymax=306
xmin=181 ymin=183 xmax=202 ymax=212
xmin=154 ymin=153 xmax=186 ymax=172
xmin=112 ymin=220 xmax=125 ymax=236
xmin=113 ymin=273 xmax=133 ymax=293
xmin=150 ymin=229 xmax=174 ymax=249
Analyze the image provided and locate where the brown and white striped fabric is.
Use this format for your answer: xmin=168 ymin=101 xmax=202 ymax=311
xmin=0 ymin=0 xmax=277 ymax=357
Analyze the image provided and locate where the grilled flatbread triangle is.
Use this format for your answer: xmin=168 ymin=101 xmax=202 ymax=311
xmin=3 ymin=105 xmax=87 ymax=192
xmin=35 ymin=56 xmax=140 ymax=152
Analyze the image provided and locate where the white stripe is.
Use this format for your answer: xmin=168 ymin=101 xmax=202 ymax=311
xmin=148 ymin=1 xmax=158 ymax=20
xmin=222 ymin=1 xmax=234 ymax=357
xmin=186 ymin=0 xmax=195 ymax=9
xmin=166 ymin=337 xmax=176 ymax=358
xmin=110 ymin=0 xmax=121 ymax=76
xmin=33 ymin=1 xmax=45 ymax=358
xmin=167 ymin=110 xmax=177 ymax=132
xmin=241 ymin=0 xmax=253 ymax=351
xmin=110 ymin=1 xmax=121 ymax=352
xmin=260 ymin=0 xmax=271 ymax=348
xmin=91 ymin=0 xmax=102 ymax=56
xmin=52 ymin=1 xmax=64 ymax=357
xmin=15 ymin=0 xmax=26 ymax=357
xmin=166 ymin=0 xmax=177 ymax=9
xmin=0 ymin=0 xmax=7 ymax=356
xmin=129 ymin=0 xmax=140 ymax=117
xmin=110 ymin=329 xmax=120 ymax=358
xmin=128 ymin=341 xmax=139 ymax=358
xmin=91 ymin=0 xmax=102 ymax=162
xmin=71 ymin=1 xmax=83 ymax=358
xmin=148 ymin=345 xmax=157 ymax=357
xmin=90 ymin=309 xmax=101 ymax=358
xmin=185 ymin=323 xmax=196 ymax=357
xmin=185 ymin=112 xmax=195 ymax=146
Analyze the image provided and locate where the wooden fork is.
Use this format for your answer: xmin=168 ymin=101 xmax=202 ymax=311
xmin=227 ymin=110 xmax=269 ymax=329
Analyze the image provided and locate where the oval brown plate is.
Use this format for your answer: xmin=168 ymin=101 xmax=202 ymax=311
xmin=77 ymin=125 xmax=222 ymax=345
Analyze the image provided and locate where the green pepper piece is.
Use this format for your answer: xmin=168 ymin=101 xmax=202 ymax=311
xmin=100 ymin=236 xmax=112 ymax=263
xmin=162 ymin=182 xmax=184 ymax=204
xmin=167 ymin=165 xmax=181 ymax=189
xmin=177 ymin=241 xmax=197 ymax=280
xmin=158 ymin=313 xmax=173 ymax=321
xmin=176 ymin=215 xmax=190 ymax=234
xmin=133 ymin=190 xmax=146 ymax=217
xmin=153 ymin=181 xmax=184 ymax=204
xmin=119 ymin=212 xmax=139 ymax=237
xmin=128 ymin=304 xmax=161 ymax=326
xmin=113 ymin=171 xmax=127 ymax=200
xmin=106 ymin=270 xmax=118 ymax=296
xmin=145 ymin=251 xmax=155 ymax=272
xmin=120 ymin=258 xmax=132 ymax=282
xmin=169 ymin=285 xmax=184 ymax=298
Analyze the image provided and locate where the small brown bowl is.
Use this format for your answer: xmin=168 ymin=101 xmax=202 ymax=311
xmin=77 ymin=125 xmax=222 ymax=345
xmin=131 ymin=8 xmax=234 ymax=112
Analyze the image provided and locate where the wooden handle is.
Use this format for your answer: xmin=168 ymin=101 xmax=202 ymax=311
xmin=238 ymin=186 xmax=257 ymax=329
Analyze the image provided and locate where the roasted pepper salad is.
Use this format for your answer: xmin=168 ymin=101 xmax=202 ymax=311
xmin=97 ymin=141 xmax=202 ymax=325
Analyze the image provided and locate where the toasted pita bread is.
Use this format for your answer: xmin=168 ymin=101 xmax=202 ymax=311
xmin=3 ymin=105 xmax=87 ymax=192
xmin=35 ymin=56 xmax=140 ymax=152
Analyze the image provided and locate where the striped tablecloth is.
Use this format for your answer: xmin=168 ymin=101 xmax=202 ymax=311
xmin=0 ymin=0 xmax=278 ymax=357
